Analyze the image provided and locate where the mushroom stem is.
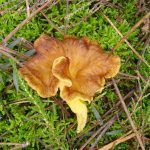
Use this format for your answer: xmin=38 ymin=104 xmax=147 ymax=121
xmin=66 ymin=98 xmax=87 ymax=133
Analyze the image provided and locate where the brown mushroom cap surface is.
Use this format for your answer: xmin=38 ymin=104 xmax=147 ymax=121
xmin=19 ymin=34 xmax=120 ymax=101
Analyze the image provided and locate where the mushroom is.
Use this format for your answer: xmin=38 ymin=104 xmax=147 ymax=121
xmin=19 ymin=34 xmax=120 ymax=133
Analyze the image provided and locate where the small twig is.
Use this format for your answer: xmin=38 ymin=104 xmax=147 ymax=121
xmin=51 ymin=97 xmax=71 ymax=117
xmin=98 ymin=132 xmax=136 ymax=150
xmin=103 ymin=90 xmax=135 ymax=117
xmin=25 ymin=0 xmax=30 ymax=17
xmin=30 ymin=0 xmax=45 ymax=13
xmin=136 ymin=70 xmax=147 ymax=83
xmin=2 ymin=0 xmax=52 ymax=44
xmin=117 ymin=76 xmax=138 ymax=80
xmin=20 ymin=37 xmax=34 ymax=50
xmin=0 ymin=49 xmax=23 ymax=67
xmin=136 ymin=35 xmax=150 ymax=69
xmin=0 ymin=45 xmax=30 ymax=59
xmin=41 ymin=11 xmax=65 ymax=35
xmin=104 ymin=79 xmax=120 ymax=88
xmin=65 ymin=0 xmax=69 ymax=33
xmin=1 ymin=100 xmax=12 ymax=119
xmin=9 ymin=100 xmax=30 ymax=105
xmin=124 ymin=79 xmax=149 ymax=124
xmin=112 ymin=78 xmax=145 ymax=150
xmin=37 ymin=138 xmax=51 ymax=149
xmin=60 ymin=0 xmax=102 ymax=29
xmin=143 ymin=137 xmax=150 ymax=142
xmin=11 ymin=141 xmax=29 ymax=150
xmin=113 ymin=12 xmax=150 ymax=51
xmin=64 ymin=0 xmax=95 ymax=20
xmin=89 ymin=113 xmax=121 ymax=149
xmin=102 ymin=13 xmax=150 ymax=68
xmin=118 ymin=72 xmax=139 ymax=80
xmin=0 ymin=141 xmax=29 ymax=148
xmin=79 ymin=114 xmax=119 ymax=150
xmin=0 ymin=0 xmax=24 ymax=15
xmin=133 ymin=79 xmax=150 ymax=114
xmin=79 ymin=122 xmax=107 ymax=150
xmin=0 ymin=0 xmax=14 ymax=6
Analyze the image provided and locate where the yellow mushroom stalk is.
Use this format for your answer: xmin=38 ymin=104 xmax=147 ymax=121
xmin=19 ymin=34 xmax=120 ymax=133
xmin=67 ymin=99 xmax=87 ymax=133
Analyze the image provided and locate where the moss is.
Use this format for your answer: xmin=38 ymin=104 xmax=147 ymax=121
xmin=0 ymin=0 xmax=149 ymax=149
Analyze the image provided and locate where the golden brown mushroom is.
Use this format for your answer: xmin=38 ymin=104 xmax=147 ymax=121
xmin=19 ymin=34 xmax=120 ymax=133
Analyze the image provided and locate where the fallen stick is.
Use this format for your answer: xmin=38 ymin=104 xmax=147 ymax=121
xmin=2 ymin=0 xmax=52 ymax=44
xmin=98 ymin=132 xmax=136 ymax=150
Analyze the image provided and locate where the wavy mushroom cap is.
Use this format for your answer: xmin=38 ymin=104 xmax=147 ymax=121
xmin=19 ymin=34 xmax=120 ymax=132
xmin=19 ymin=34 xmax=120 ymax=101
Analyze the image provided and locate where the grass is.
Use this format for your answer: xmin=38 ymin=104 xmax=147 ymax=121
xmin=0 ymin=0 xmax=150 ymax=149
